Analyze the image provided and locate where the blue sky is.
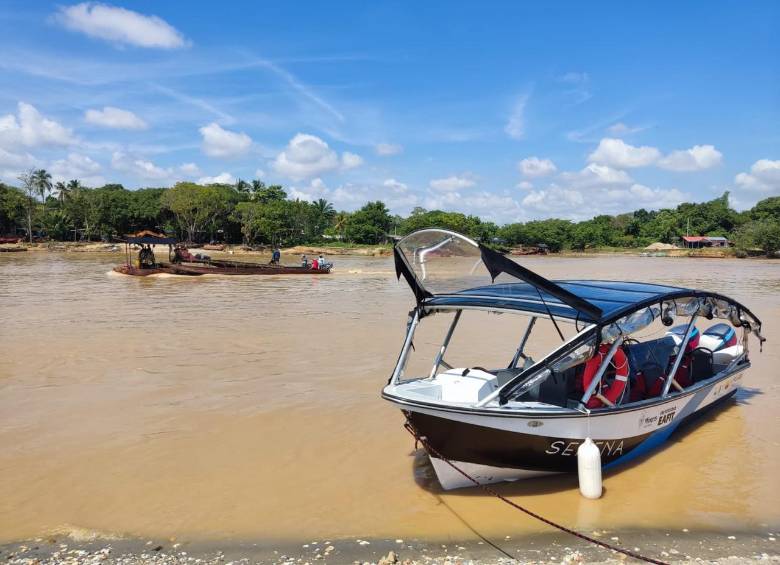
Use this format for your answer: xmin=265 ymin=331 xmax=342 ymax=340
xmin=0 ymin=1 xmax=777 ymax=222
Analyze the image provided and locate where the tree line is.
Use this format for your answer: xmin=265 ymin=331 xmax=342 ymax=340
xmin=0 ymin=168 xmax=778 ymax=255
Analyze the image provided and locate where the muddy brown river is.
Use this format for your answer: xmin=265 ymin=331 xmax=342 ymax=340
xmin=0 ymin=252 xmax=778 ymax=545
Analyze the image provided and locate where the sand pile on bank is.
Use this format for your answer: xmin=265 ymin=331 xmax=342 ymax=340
xmin=645 ymin=242 xmax=678 ymax=250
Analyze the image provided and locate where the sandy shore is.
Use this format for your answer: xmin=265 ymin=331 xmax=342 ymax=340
xmin=5 ymin=241 xmax=760 ymax=259
xmin=2 ymin=530 xmax=777 ymax=565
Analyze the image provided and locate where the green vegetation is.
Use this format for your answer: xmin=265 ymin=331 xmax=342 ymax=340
xmin=1 ymin=169 xmax=778 ymax=256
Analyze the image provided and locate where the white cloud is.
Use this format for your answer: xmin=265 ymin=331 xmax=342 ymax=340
xmin=504 ymin=94 xmax=528 ymax=140
xmin=516 ymin=180 xmax=533 ymax=190
xmin=85 ymin=106 xmax=147 ymax=129
xmin=588 ymin=138 xmax=661 ymax=168
xmin=607 ymin=122 xmax=645 ymax=136
xmin=383 ymin=178 xmax=409 ymax=193
xmin=289 ymin=178 xmax=328 ymax=202
xmin=50 ymin=152 xmax=104 ymax=185
xmin=255 ymin=169 xmax=266 ymax=179
xmin=557 ymin=72 xmax=589 ymax=85
xmin=658 ymin=144 xmax=722 ymax=171
xmin=560 ymin=163 xmax=633 ymax=189
xmin=518 ymin=156 xmax=557 ymax=178
xmin=290 ymin=177 xmax=419 ymax=213
xmin=375 ymin=143 xmax=403 ymax=156
xmin=111 ymin=151 xmax=173 ymax=182
xmin=0 ymin=148 xmax=37 ymax=168
xmin=521 ymin=182 xmax=687 ymax=220
xmin=429 ymin=174 xmax=476 ymax=192
xmin=198 ymin=172 xmax=236 ymax=185
xmin=273 ymin=133 xmax=358 ymax=180
xmin=425 ymin=190 xmax=523 ymax=223
xmin=55 ymin=2 xmax=188 ymax=49
xmin=0 ymin=102 xmax=77 ymax=148
xmin=199 ymin=122 xmax=252 ymax=158
xmin=341 ymin=151 xmax=363 ymax=170
xmin=522 ymin=188 xmax=585 ymax=212
xmin=734 ymin=159 xmax=780 ymax=194
xmin=179 ymin=162 xmax=201 ymax=177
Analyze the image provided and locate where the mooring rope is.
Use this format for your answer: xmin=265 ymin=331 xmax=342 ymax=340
xmin=404 ymin=420 xmax=669 ymax=565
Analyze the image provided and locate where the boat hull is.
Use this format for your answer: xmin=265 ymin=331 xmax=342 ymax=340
xmin=113 ymin=263 xmax=331 ymax=276
xmin=386 ymin=368 xmax=744 ymax=489
xmin=112 ymin=265 xmax=193 ymax=276
xmin=170 ymin=263 xmax=331 ymax=275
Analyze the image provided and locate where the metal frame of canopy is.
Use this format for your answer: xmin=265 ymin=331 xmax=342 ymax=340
xmin=390 ymin=229 xmax=765 ymax=409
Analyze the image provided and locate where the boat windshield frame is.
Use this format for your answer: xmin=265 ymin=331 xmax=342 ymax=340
xmin=394 ymin=229 xmax=604 ymax=321
xmin=390 ymin=289 xmax=764 ymax=409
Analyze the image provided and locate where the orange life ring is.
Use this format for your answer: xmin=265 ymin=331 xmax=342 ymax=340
xmin=583 ymin=343 xmax=629 ymax=408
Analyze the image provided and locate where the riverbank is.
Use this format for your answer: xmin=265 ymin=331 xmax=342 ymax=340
xmin=1 ymin=528 xmax=777 ymax=565
xmin=2 ymin=241 xmax=767 ymax=259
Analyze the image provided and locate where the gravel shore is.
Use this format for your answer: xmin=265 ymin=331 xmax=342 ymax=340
xmin=2 ymin=530 xmax=777 ymax=565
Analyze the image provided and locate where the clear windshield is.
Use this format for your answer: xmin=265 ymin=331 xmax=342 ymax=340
xmin=396 ymin=229 xmax=508 ymax=295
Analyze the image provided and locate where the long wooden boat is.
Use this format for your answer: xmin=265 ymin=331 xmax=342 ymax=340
xmin=169 ymin=263 xmax=331 ymax=275
xmin=112 ymin=264 xmax=192 ymax=276
xmin=113 ymin=232 xmax=333 ymax=277
xmin=113 ymin=262 xmax=331 ymax=276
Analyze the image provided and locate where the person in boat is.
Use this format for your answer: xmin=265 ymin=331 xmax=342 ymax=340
xmin=270 ymin=248 xmax=281 ymax=265
xmin=311 ymin=257 xmax=319 ymax=270
xmin=318 ymin=253 xmax=326 ymax=270
xmin=138 ymin=244 xmax=156 ymax=269
xmin=172 ymin=245 xmax=185 ymax=264
xmin=301 ymin=254 xmax=308 ymax=268
xmin=172 ymin=244 xmax=196 ymax=264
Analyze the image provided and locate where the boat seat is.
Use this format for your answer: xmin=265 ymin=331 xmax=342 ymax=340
xmin=666 ymin=324 xmax=701 ymax=351
xmin=494 ymin=368 xmax=523 ymax=387
xmin=625 ymin=336 xmax=678 ymax=400
xmin=689 ymin=347 xmax=714 ymax=382
xmin=699 ymin=323 xmax=738 ymax=352
xmin=515 ymin=368 xmax=571 ymax=408
xmin=712 ymin=344 xmax=745 ymax=368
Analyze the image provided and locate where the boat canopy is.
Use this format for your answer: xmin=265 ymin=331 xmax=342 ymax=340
xmin=395 ymin=229 xmax=604 ymax=320
xmin=124 ymin=230 xmax=177 ymax=245
xmin=394 ymin=229 xmax=764 ymax=333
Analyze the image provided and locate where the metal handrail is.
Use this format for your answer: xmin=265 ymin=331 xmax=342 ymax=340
xmin=429 ymin=310 xmax=462 ymax=379
xmin=509 ymin=316 xmax=537 ymax=369
xmin=663 ymin=314 xmax=699 ymax=397
xmin=390 ymin=309 xmax=420 ymax=385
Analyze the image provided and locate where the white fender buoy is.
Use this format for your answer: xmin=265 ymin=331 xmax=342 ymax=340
xmin=577 ymin=437 xmax=602 ymax=499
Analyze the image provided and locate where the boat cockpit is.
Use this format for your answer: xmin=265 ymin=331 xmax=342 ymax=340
xmin=384 ymin=229 xmax=764 ymax=413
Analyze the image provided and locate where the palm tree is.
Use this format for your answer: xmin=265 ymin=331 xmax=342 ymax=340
xmin=60 ymin=179 xmax=82 ymax=202
xmin=32 ymin=169 xmax=52 ymax=212
xmin=18 ymin=169 xmax=37 ymax=243
xmin=55 ymin=182 xmax=66 ymax=203
xmin=333 ymin=211 xmax=349 ymax=241
xmin=235 ymin=179 xmax=249 ymax=193
xmin=312 ymin=198 xmax=336 ymax=237
xmin=313 ymin=198 xmax=335 ymax=218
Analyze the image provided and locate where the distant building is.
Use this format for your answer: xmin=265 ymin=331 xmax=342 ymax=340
xmin=682 ymin=236 xmax=729 ymax=248
xmin=705 ymin=236 xmax=729 ymax=247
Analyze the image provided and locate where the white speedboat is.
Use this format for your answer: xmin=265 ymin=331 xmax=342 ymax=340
xmin=382 ymin=229 xmax=765 ymax=490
